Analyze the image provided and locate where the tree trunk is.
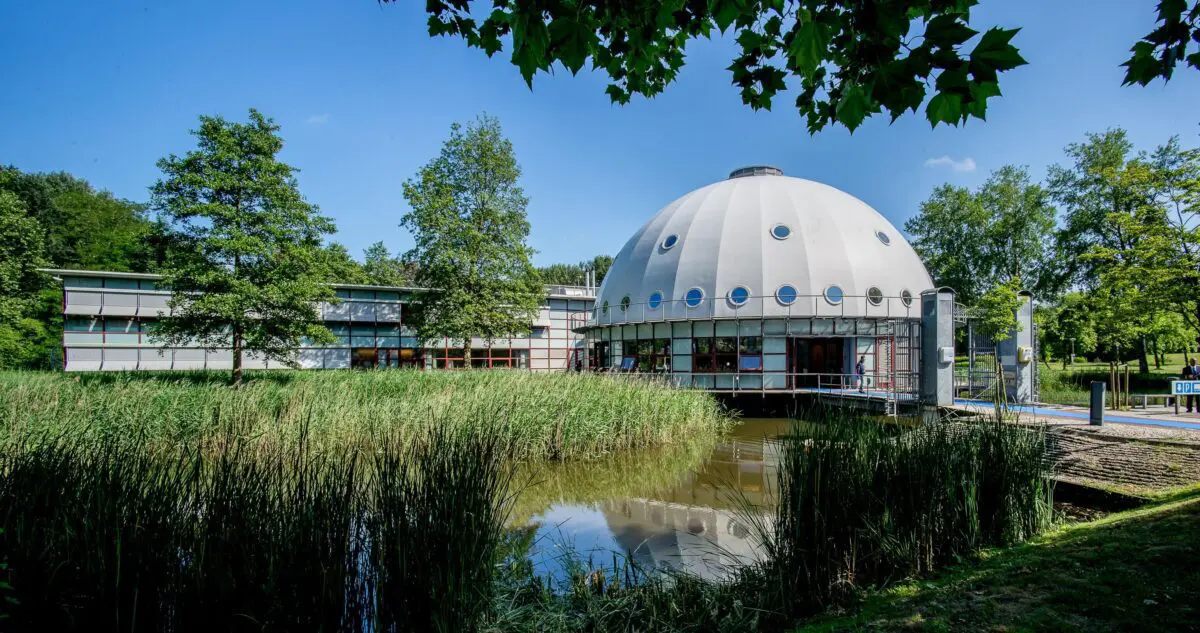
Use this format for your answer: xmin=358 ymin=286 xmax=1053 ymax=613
xmin=462 ymin=343 xmax=472 ymax=369
xmin=1138 ymin=335 xmax=1150 ymax=374
xmin=231 ymin=325 xmax=244 ymax=387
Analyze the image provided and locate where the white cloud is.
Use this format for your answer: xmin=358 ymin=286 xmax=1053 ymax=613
xmin=924 ymin=155 xmax=977 ymax=172
xmin=306 ymin=113 xmax=331 ymax=125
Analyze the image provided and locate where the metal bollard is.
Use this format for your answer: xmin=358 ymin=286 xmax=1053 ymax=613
xmin=1090 ymin=382 xmax=1105 ymax=426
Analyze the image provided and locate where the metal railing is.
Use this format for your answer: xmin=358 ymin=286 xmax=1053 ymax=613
xmin=591 ymin=370 xmax=920 ymax=415
xmin=586 ymin=292 xmax=921 ymax=327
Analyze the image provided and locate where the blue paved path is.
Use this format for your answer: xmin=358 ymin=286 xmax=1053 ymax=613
xmin=954 ymin=399 xmax=1200 ymax=431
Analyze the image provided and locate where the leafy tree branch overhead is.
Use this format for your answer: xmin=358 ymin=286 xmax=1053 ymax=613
xmin=391 ymin=0 xmax=1200 ymax=133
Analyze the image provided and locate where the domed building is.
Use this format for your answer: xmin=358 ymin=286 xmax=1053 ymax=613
xmin=581 ymin=166 xmax=937 ymax=401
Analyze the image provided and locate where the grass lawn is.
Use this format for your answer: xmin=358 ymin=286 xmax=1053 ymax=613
xmin=799 ymin=485 xmax=1200 ymax=632
xmin=1035 ymin=353 xmax=1195 ymax=405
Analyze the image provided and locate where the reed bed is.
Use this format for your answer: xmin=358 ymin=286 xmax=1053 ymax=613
xmin=759 ymin=408 xmax=1054 ymax=617
xmin=0 ymin=422 xmax=513 ymax=632
xmin=0 ymin=370 xmax=730 ymax=461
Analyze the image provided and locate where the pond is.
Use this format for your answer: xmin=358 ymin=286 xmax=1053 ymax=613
xmin=513 ymin=418 xmax=794 ymax=582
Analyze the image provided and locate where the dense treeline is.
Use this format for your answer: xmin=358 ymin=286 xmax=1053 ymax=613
xmin=907 ymin=127 xmax=1200 ymax=371
xmin=0 ymin=158 xmax=611 ymax=370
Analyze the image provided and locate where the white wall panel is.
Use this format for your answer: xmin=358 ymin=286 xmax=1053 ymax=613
xmin=172 ymin=348 xmax=205 ymax=369
xmin=206 ymin=349 xmax=233 ymax=370
xmin=137 ymin=294 xmax=170 ymax=317
xmin=65 ymin=291 xmax=102 ymax=315
xmin=101 ymin=292 xmax=138 ymax=317
xmin=298 ymin=348 xmax=325 ymax=369
xmin=376 ymin=303 xmax=401 ymax=321
xmin=102 ymin=348 xmax=138 ymax=371
xmin=243 ymin=351 xmax=268 ymax=369
xmin=324 ymin=349 xmax=349 ymax=369
xmin=350 ymin=302 xmax=375 ymax=321
xmin=324 ymin=302 xmax=350 ymax=320
xmin=138 ymin=348 xmax=173 ymax=370
xmin=66 ymin=347 xmax=102 ymax=372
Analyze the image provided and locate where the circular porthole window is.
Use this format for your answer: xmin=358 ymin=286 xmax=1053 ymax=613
xmin=867 ymin=287 xmax=884 ymax=306
xmin=824 ymin=285 xmax=844 ymax=305
xmin=776 ymin=284 xmax=798 ymax=306
xmin=684 ymin=287 xmax=705 ymax=308
xmin=661 ymin=234 xmax=679 ymax=250
xmin=770 ymin=224 xmax=792 ymax=240
xmin=648 ymin=291 xmax=664 ymax=310
xmin=900 ymin=289 xmax=913 ymax=307
xmin=602 ymin=300 xmax=609 ymax=315
xmin=620 ymin=295 xmax=631 ymax=312
xmin=728 ymin=286 xmax=751 ymax=306
xmin=876 ymin=231 xmax=891 ymax=245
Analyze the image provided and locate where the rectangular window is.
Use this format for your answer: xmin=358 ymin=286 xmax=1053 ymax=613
xmin=65 ymin=317 xmax=97 ymax=332
xmin=693 ymin=337 xmax=715 ymax=372
xmin=104 ymin=278 xmax=140 ymax=290
xmin=715 ymin=336 xmax=738 ymax=373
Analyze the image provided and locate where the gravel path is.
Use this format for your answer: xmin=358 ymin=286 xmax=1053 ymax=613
xmin=1046 ymin=429 xmax=1200 ymax=494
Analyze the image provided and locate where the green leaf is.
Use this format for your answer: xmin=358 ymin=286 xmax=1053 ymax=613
xmin=926 ymin=92 xmax=963 ymax=127
xmin=548 ymin=17 xmax=594 ymax=75
xmin=971 ymin=28 xmax=1028 ymax=72
xmin=923 ymin=14 xmax=978 ymax=47
xmin=788 ymin=20 xmax=831 ymax=74
xmin=836 ymin=84 xmax=870 ymax=132
xmin=712 ymin=0 xmax=742 ymax=33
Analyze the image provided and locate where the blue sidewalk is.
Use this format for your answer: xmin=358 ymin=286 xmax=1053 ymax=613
xmin=954 ymin=399 xmax=1200 ymax=431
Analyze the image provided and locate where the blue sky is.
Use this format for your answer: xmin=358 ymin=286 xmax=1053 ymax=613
xmin=2 ymin=0 xmax=1197 ymax=267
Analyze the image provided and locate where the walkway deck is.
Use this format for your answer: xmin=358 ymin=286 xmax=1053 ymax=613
xmin=952 ymin=399 xmax=1200 ymax=436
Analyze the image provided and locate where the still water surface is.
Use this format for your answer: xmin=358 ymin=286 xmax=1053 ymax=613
xmin=515 ymin=418 xmax=793 ymax=581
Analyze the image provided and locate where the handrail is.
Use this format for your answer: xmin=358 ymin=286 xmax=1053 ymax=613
xmin=584 ymin=292 xmax=920 ymax=328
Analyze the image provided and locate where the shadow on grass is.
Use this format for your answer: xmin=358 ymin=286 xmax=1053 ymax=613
xmin=800 ymin=491 xmax=1200 ymax=632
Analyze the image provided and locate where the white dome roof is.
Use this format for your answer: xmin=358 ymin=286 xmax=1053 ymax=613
xmin=593 ymin=168 xmax=934 ymax=324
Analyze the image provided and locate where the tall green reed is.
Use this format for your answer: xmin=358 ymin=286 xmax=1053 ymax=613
xmin=0 ymin=370 xmax=729 ymax=461
xmin=0 ymin=418 xmax=514 ymax=632
xmin=759 ymin=407 xmax=1053 ymax=616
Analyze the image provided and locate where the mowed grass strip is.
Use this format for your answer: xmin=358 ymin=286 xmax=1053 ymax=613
xmin=799 ymin=485 xmax=1200 ymax=633
xmin=0 ymin=370 xmax=731 ymax=461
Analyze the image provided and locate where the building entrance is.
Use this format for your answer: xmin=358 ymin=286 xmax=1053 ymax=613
xmin=791 ymin=338 xmax=845 ymax=389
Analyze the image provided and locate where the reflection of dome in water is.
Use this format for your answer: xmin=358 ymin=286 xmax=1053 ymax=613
xmin=601 ymin=498 xmax=766 ymax=582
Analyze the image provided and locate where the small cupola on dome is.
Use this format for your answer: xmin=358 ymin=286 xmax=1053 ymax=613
xmin=728 ymin=165 xmax=783 ymax=179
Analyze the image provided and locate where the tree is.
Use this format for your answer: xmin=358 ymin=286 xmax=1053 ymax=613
xmin=0 ymin=166 xmax=160 ymax=272
xmin=906 ymin=184 xmax=988 ymax=303
xmin=362 ymin=241 xmax=416 ymax=286
xmin=150 ymin=109 xmax=337 ymax=386
xmin=1145 ymin=136 xmax=1200 ymax=343
xmin=315 ymin=242 xmax=370 ymax=284
xmin=401 ymin=115 xmax=542 ymax=364
xmin=1048 ymin=129 xmax=1179 ymax=372
xmin=0 ymin=191 xmax=49 ymax=368
xmin=395 ymin=0 xmax=1199 ymax=133
xmin=906 ymin=166 xmax=1056 ymax=305
xmin=1038 ymin=292 xmax=1097 ymax=369
xmin=536 ymin=254 xmax=611 ymax=287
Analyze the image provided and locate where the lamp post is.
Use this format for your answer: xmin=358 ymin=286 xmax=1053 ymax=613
xmin=1069 ymin=337 xmax=1076 ymax=365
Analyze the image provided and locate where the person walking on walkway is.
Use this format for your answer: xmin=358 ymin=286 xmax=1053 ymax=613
xmin=856 ymin=355 xmax=867 ymax=393
xmin=1183 ymin=359 xmax=1199 ymax=412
